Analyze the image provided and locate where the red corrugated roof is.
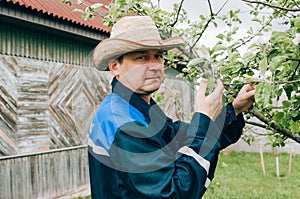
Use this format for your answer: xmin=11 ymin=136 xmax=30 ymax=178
xmin=6 ymin=0 xmax=111 ymax=33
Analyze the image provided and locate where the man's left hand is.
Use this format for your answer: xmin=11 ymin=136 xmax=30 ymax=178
xmin=232 ymin=83 xmax=256 ymax=116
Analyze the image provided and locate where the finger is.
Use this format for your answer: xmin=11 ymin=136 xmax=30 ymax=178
xmin=211 ymin=79 xmax=224 ymax=97
xmin=248 ymin=82 xmax=256 ymax=90
xmin=247 ymin=90 xmax=256 ymax=98
xmin=244 ymin=83 xmax=256 ymax=92
xmin=215 ymin=79 xmax=224 ymax=94
xmin=241 ymin=90 xmax=256 ymax=102
xmin=198 ymin=79 xmax=208 ymax=97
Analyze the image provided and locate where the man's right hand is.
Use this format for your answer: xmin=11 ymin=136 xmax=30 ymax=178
xmin=194 ymin=79 xmax=224 ymax=121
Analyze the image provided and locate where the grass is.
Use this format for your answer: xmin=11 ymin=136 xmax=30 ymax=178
xmin=77 ymin=152 xmax=300 ymax=199
xmin=203 ymin=151 xmax=300 ymax=199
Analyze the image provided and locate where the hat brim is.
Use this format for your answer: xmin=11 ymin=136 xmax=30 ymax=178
xmin=93 ymin=36 xmax=184 ymax=71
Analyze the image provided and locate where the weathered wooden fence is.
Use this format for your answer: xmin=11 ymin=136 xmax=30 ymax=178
xmin=0 ymin=145 xmax=89 ymax=199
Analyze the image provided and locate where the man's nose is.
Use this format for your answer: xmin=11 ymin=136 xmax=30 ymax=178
xmin=147 ymin=57 xmax=163 ymax=68
xmin=147 ymin=63 xmax=163 ymax=70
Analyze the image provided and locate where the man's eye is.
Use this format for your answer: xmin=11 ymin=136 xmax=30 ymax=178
xmin=136 ymin=56 xmax=146 ymax=60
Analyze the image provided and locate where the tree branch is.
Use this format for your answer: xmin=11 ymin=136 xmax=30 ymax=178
xmin=275 ymin=79 xmax=300 ymax=84
xmin=287 ymin=58 xmax=300 ymax=62
xmin=233 ymin=14 xmax=277 ymax=50
xmin=190 ymin=0 xmax=229 ymax=50
xmin=292 ymin=0 xmax=300 ymax=8
xmin=241 ymin=0 xmax=300 ymax=11
xmin=291 ymin=61 xmax=300 ymax=80
xmin=224 ymin=79 xmax=300 ymax=86
xmin=246 ymin=120 xmax=267 ymax=128
xmin=207 ymin=0 xmax=214 ymax=15
xmin=170 ymin=0 xmax=184 ymax=27
xmin=189 ymin=19 xmax=212 ymax=50
xmin=233 ymin=0 xmax=293 ymax=50
xmin=251 ymin=108 xmax=300 ymax=143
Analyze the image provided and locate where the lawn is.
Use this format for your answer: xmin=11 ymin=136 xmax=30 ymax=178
xmin=203 ymin=151 xmax=300 ymax=199
xmin=78 ymin=151 xmax=300 ymax=199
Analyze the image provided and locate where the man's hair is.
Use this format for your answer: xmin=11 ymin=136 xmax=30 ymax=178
xmin=116 ymin=55 xmax=123 ymax=64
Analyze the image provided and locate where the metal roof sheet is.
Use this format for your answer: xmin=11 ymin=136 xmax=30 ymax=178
xmin=5 ymin=0 xmax=111 ymax=33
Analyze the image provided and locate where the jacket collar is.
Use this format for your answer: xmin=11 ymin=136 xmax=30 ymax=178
xmin=111 ymin=77 xmax=166 ymax=123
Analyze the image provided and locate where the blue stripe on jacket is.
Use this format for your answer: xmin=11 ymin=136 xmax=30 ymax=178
xmin=89 ymin=93 xmax=148 ymax=151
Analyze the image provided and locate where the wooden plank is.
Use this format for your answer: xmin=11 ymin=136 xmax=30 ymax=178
xmin=0 ymin=146 xmax=89 ymax=198
xmin=0 ymin=55 xmax=18 ymax=155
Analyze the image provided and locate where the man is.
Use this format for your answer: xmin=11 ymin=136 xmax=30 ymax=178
xmin=88 ymin=16 xmax=255 ymax=198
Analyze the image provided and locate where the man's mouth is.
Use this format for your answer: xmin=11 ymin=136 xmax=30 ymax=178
xmin=145 ymin=77 xmax=160 ymax=80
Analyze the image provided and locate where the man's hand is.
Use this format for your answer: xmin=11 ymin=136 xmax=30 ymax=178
xmin=195 ymin=79 xmax=224 ymax=121
xmin=232 ymin=83 xmax=256 ymax=116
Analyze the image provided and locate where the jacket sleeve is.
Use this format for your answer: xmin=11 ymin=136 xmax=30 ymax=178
xmin=109 ymin=112 xmax=222 ymax=199
xmin=215 ymin=103 xmax=245 ymax=150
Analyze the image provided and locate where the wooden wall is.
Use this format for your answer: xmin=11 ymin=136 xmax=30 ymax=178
xmin=0 ymin=146 xmax=89 ymax=199
xmin=0 ymin=55 xmax=112 ymax=156
xmin=0 ymin=23 xmax=95 ymax=67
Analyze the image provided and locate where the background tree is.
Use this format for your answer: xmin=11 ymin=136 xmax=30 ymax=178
xmin=62 ymin=0 xmax=300 ymax=146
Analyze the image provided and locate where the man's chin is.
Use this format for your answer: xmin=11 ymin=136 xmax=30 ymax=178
xmin=139 ymin=89 xmax=159 ymax=96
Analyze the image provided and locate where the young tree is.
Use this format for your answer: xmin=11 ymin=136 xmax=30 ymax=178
xmin=62 ymin=0 xmax=300 ymax=146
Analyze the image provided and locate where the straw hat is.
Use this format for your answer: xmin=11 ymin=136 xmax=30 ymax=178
xmin=93 ymin=16 xmax=185 ymax=70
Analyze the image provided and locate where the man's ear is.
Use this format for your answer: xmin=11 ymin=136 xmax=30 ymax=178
xmin=108 ymin=59 xmax=120 ymax=77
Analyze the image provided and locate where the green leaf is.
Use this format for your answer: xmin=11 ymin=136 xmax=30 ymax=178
xmin=213 ymin=21 xmax=218 ymax=28
xmin=276 ymin=88 xmax=283 ymax=96
xmin=205 ymin=78 xmax=216 ymax=96
xmin=273 ymin=112 xmax=284 ymax=123
xmin=255 ymin=82 xmax=272 ymax=107
xmin=187 ymin=58 xmax=206 ymax=67
xmin=252 ymin=18 xmax=261 ymax=23
xmin=269 ymin=56 xmax=286 ymax=73
xmin=89 ymin=14 xmax=94 ymax=20
xmin=290 ymin=110 xmax=299 ymax=118
xmin=283 ymin=84 xmax=294 ymax=100
xmin=62 ymin=0 xmax=72 ymax=6
xmin=282 ymin=100 xmax=292 ymax=108
xmin=290 ymin=120 xmax=300 ymax=133
xmin=82 ymin=12 xmax=89 ymax=21
xmin=259 ymin=57 xmax=268 ymax=75
xmin=216 ymin=34 xmax=224 ymax=40
xmin=91 ymin=3 xmax=103 ymax=11
xmin=73 ymin=9 xmax=84 ymax=13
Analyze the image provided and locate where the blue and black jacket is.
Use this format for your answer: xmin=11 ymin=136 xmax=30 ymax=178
xmin=88 ymin=77 xmax=245 ymax=199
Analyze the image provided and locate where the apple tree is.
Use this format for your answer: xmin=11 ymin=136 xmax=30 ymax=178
xmin=62 ymin=0 xmax=300 ymax=146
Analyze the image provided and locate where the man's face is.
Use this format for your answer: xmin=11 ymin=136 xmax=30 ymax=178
xmin=109 ymin=49 xmax=165 ymax=96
